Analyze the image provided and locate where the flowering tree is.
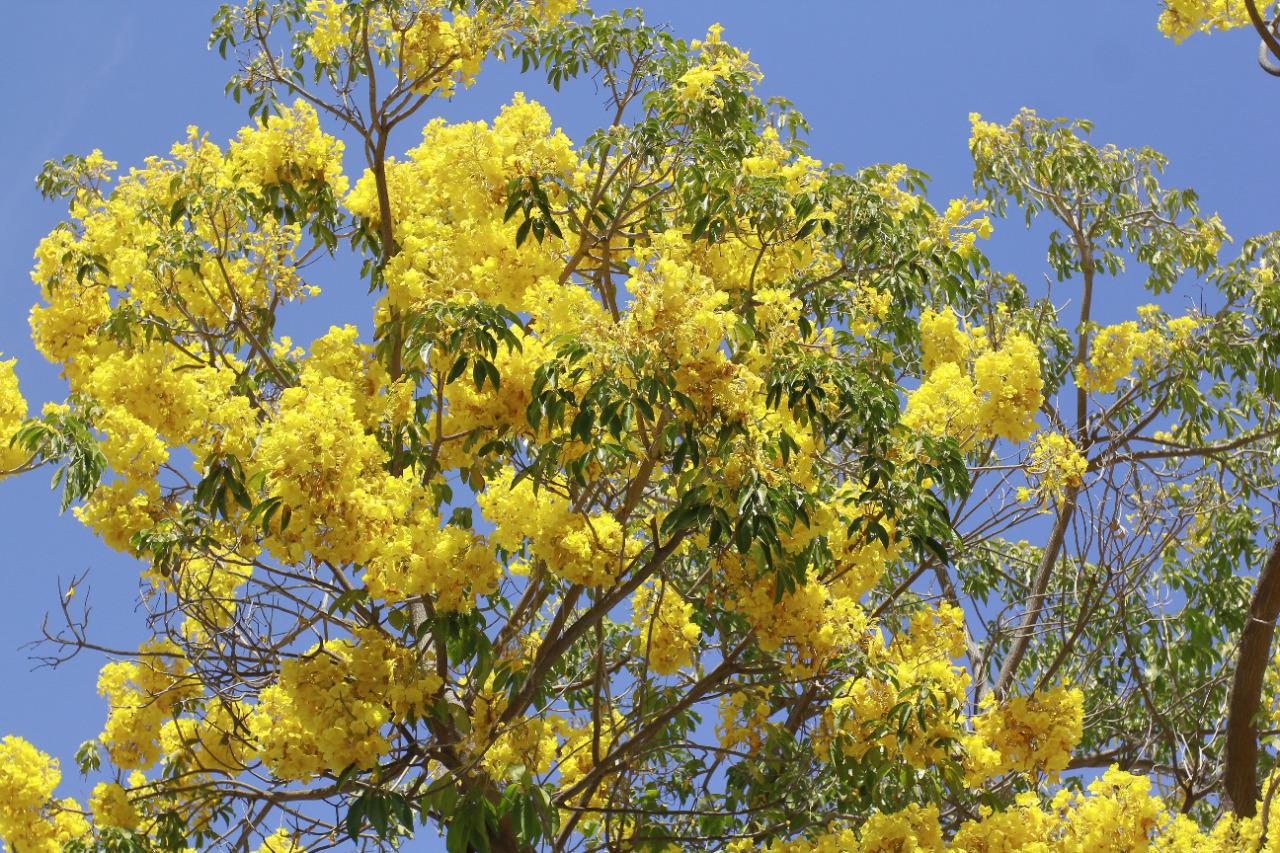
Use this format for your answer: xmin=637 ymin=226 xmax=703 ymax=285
xmin=1158 ymin=0 xmax=1280 ymax=73
xmin=1158 ymin=0 xmax=1280 ymax=826
xmin=2 ymin=2 xmax=1280 ymax=851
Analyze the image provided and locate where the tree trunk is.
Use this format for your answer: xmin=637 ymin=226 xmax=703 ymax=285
xmin=1224 ymin=538 xmax=1280 ymax=816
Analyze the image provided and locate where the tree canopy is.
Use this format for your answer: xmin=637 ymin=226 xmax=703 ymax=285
xmin=1159 ymin=0 xmax=1280 ymax=73
xmin=2 ymin=2 xmax=1280 ymax=851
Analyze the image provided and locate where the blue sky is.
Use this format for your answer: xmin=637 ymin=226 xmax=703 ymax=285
xmin=0 ymin=1 xmax=1274 ymax=847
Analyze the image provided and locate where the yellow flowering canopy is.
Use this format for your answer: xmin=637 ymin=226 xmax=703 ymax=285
xmin=1158 ymin=0 xmax=1256 ymax=41
xmin=2 ymin=2 xmax=1280 ymax=852
xmin=1156 ymin=1 xmax=1280 ymax=76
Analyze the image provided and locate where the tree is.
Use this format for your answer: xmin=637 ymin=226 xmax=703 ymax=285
xmin=1 ymin=2 xmax=1280 ymax=851
xmin=1159 ymin=0 xmax=1280 ymax=825
xmin=1158 ymin=0 xmax=1280 ymax=74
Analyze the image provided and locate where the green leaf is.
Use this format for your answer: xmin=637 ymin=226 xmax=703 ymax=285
xmin=345 ymin=796 xmax=365 ymax=841
xmin=447 ymin=355 xmax=469 ymax=384
xmin=571 ymin=407 xmax=595 ymax=442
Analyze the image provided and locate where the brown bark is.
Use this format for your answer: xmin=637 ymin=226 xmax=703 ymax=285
xmin=1224 ymin=539 xmax=1280 ymax=816
xmin=991 ymin=488 xmax=1078 ymax=700
xmin=1244 ymin=0 xmax=1280 ymax=68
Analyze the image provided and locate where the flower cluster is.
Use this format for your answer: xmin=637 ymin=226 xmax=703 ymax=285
xmin=1079 ymin=309 xmax=1200 ymax=395
xmin=346 ymin=96 xmax=576 ymax=316
xmin=158 ymin=698 xmax=254 ymax=776
xmin=824 ymin=604 xmax=970 ymax=768
xmin=481 ymin=468 xmax=632 ymax=588
xmin=97 ymin=641 xmax=199 ymax=770
xmin=631 ymin=580 xmax=701 ymax=676
xmin=89 ymin=781 xmax=139 ymax=831
xmin=1158 ymin=0 xmax=1251 ymax=41
xmin=1024 ymin=431 xmax=1088 ymax=501
xmin=674 ymin=24 xmax=762 ymax=107
xmin=249 ymin=629 xmax=442 ymax=780
xmin=253 ymin=329 xmax=502 ymax=611
xmin=927 ymin=198 xmax=994 ymax=259
xmin=1078 ymin=321 xmax=1166 ymax=394
xmin=467 ymin=685 xmax=560 ymax=781
xmin=0 ymin=357 xmax=28 ymax=472
xmin=0 ymin=736 xmax=87 ymax=853
xmin=968 ymin=112 xmax=1015 ymax=157
xmin=919 ymin=308 xmax=970 ymax=373
xmin=904 ymin=307 xmax=1044 ymax=445
xmin=24 ymin=110 xmax=343 ymax=560
xmin=723 ymin=552 xmax=870 ymax=677
xmin=745 ymin=765 xmax=1276 ymax=851
xmin=303 ymin=0 xmax=348 ymax=62
xmin=438 ymin=328 xmax=552 ymax=460
xmin=717 ymin=690 xmax=774 ymax=756
xmin=399 ymin=5 xmax=496 ymax=98
xmin=963 ymin=685 xmax=1085 ymax=784
xmin=227 ymin=100 xmax=349 ymax=196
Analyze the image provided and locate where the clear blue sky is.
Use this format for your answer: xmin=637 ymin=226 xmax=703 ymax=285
xmin=0 ymin=1 xmax=1273 ymax=846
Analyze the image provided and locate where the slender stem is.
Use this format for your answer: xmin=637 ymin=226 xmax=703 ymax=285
xmin=990 ymin=488 xmax=1078 ymax=700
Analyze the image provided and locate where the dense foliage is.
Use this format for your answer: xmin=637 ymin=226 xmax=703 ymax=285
xmin=2 ymin=2 xmax=1280 ymax=851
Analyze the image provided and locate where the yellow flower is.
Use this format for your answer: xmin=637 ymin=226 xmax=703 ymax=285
xmin=97 ymin=641 xmax=198 ymax=770
xmin=252 ymin=828 xmax=306 ymax=853
xmin=963 ymin=684 xmax=1085 ymax=784
xmin=90 ymin=781 xmax=139 ymax=831
xmin=1027 ymin=431 xmax=1088 ymax=500
xmin=919 ymin=307 xmax=969 ymax=372
xmin=0 ymin=736 xmax=88 ymax=853
xmin=632 ymin=581 xmax=701 ymax=676
xmin=1078 ymin=315 xmax=1193 ymax=394
xmin=1158 ymin=0 xmax=1251 ymax=41
xmin=304 ymin=0 xmax=350 ymax=63
xmin=904 ymin=310 xmax=1043 ymax=446
xmin=249 ymin=629 xmax=441 ymax=780
xmin=0 ymin=356 xmax=29 ymax=473
xmin=973 ymin=333 xmax=1043 ymax=443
